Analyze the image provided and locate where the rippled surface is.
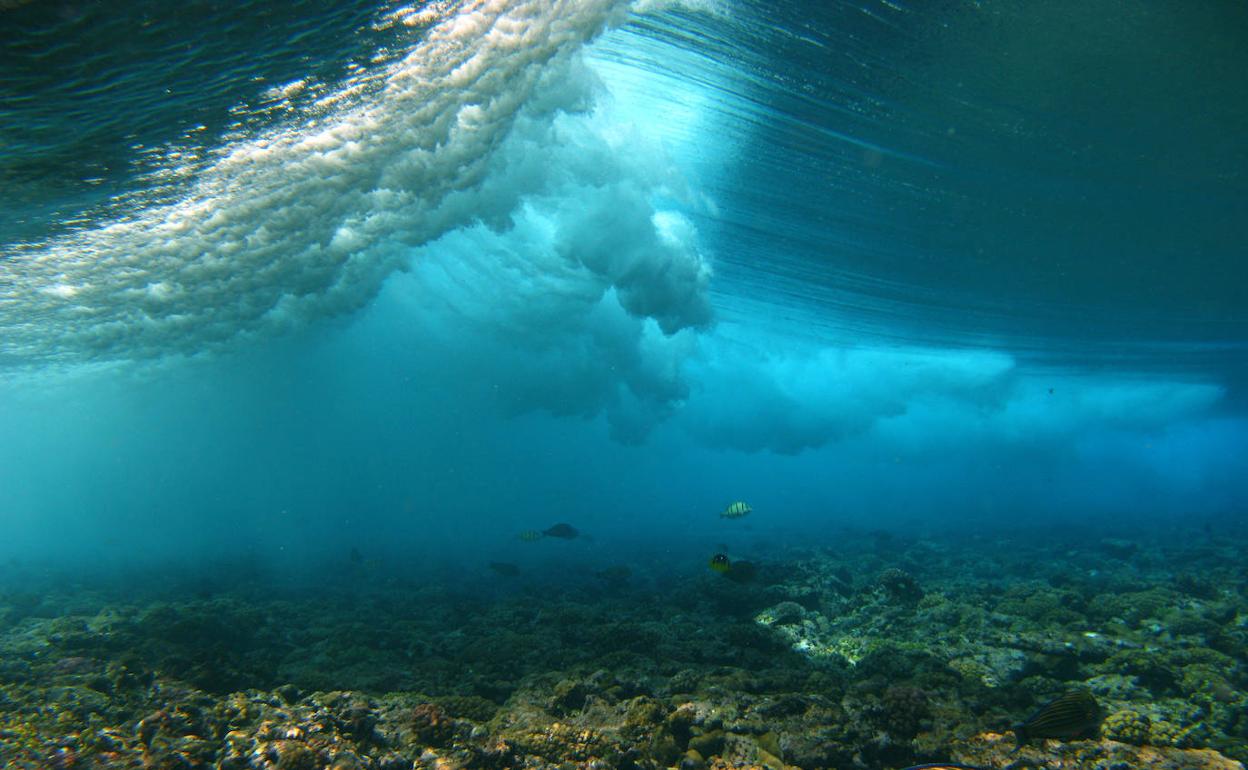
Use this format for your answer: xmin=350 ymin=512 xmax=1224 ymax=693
xmin=1 ymin=0 xmax=412 ymax=242
xmin=608 ymin=2 xmax=1248 ymax=358
xmin=2 ymin=0 xmax=1246 ymax=372
xmin=3 ymin=0 xmax=665 ymax=364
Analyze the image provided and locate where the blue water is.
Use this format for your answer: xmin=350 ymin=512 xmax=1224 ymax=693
xmin=1 ymin=0 xmax=1245 ymax=570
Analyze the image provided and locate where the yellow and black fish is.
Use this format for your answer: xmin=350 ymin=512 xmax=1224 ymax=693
xmin=519 ymin=523 xmax=580 ymax=541
xmin=708 ymin=553 xmax=758 ymax=583
xmin=721 ymin=501 xmax=752 ymax=519
xmin=1012 ymin=690 xmax=1102 ymax=750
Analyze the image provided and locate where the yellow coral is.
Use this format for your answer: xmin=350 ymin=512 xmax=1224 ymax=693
xmin=1150 ymin=719 xmax=1193 ymax=748
xmin=1103 ymin=709 xmax=1151 ymax=745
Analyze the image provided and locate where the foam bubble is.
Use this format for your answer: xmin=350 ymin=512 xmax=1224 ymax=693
xmin=1 ymin=0 xmax=678 ymax=364
xmin=381 ymin=89 xmax=712 ymax=442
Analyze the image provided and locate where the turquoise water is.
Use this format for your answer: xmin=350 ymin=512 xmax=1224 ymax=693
xmin=2 ymin=0 xmax=1245 ymax=567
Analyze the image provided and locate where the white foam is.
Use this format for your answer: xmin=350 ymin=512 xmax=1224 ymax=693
xmin=0 ymin=0 xmax=691 ymax=364
xmin=378 ymin=84 xmax=713 ymax=442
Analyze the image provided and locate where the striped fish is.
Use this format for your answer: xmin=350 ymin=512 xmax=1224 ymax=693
xmin=721 ymin=501 xmax=752 ymax=518
xmin=1012 ymin=690 xmax=1102 ymax=750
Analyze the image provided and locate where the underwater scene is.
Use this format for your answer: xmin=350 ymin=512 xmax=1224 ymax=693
xmin=2 ymin=1 xmax=1246 ymax=769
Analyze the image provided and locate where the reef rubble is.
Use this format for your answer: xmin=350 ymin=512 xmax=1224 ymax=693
xmin=1 ymin=528 xmax=1244 ymax=769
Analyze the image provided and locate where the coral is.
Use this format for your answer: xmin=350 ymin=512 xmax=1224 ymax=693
xmin=948 ymin=646 xmax=1027 ymax=688
xmin=411 ymin=702 xmax=457 ymax=747
xmin=880 ymin=684 xmax=931 ymax=739
xmin=3 ymin=530 xmax=1247 ymax=769
xmin=1104 ymin=648 xmax=1181 ymax=695
xmin=688 ymin=728 xmax=725 ymax=757
xmin=623 ymin=695 xmax=668 ymax=730
xmin=995 ymin=583 xmax=1085 ymax=625
xmin=875 ymin=568 xmax=924 ymax=606
xmin=1103 ymin=709 xmax=1151 ymax=745
xmin=1176 ymin=573 xmax=1222 ymax=600
xmin=1151 ymin=719 xmax=1194 ymax=748
xmin=760 ymin=601 xmax=808 ymax=626
xmin=958 ymin=731 xmax=1243 ymax=770
xmin=1084 ymin=673 xmax=1142 ymax=700
xmin=315 ymin=692 xmax=378 ymax=741
xmin=430 ymin=695 xmax=496 ymax=722
xmin=549 ymin=677 xmax=594 ymax=714
xmin=274 ymin=741 xmax=322 ymax=770
xmin=1086 ymin=588 xmax=1175 ymax=626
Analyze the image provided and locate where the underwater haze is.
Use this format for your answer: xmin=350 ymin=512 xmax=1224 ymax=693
xmin=3 ymin=0 xmax=1244 ymax=568
xmin=2 ymin=2 xmax=1248 ymax=768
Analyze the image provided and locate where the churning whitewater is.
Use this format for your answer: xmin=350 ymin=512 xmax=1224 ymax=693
xmin=0 ymin=0 xmax=711 ymax=363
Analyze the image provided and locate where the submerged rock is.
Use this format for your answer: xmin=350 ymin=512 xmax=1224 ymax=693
xmin=960 ymin=731 xmax=1245 ymax=770
xmin=875 ymin=567 xmax=924 ymax=606
xmin=2 ymin=531 xmax=1247 ymax=769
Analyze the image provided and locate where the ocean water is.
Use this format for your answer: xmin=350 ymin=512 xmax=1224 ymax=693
xmin=1 ymin=1 xmax=1247 ymax=768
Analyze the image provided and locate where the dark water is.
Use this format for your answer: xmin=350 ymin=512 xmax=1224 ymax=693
xmin=0 ymin=3 xmax=1246 ymax=766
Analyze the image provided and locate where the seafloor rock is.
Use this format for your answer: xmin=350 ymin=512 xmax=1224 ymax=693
xmin=957 ymin=731 xmax=1246 ymax=770
xmin=3 ymin=533 xmax=1246 ymax=769
xmin=410 ymin=702 xmax=457 ymax=747
xmin=874 ymin=567 xmax=924 ymax=606
xmin=947 ymin=646 xmax=1027 ymax=687
xmin=755 ymin=602 xmax=807 ymax=626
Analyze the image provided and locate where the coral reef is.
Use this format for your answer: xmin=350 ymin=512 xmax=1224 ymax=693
xmin=1 ymin=528 xmax=1245 ymax=769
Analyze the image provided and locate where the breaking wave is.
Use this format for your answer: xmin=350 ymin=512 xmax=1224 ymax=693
xmin=0 ymin=0 xmax=710 ymax=364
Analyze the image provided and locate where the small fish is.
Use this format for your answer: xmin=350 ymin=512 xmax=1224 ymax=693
xmin=349 ymin=547 xmax=363 ymax=564
xmin=542 ymin=523 xmax=579 ymax=539
xmin=518 ymin=530 xmax=543 ymax=542
xmin=898 ymin=765 xmax=991 ymax=770
xmin=488 ymin=561 xmax=520 ymax=577
xmin=721 ymin=501 xmax=752 ymax=519
xmin=1012 ymin=690 xmax=1102 ymax=750
xmin=709 ymin=553 xmax=732 ymax=573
